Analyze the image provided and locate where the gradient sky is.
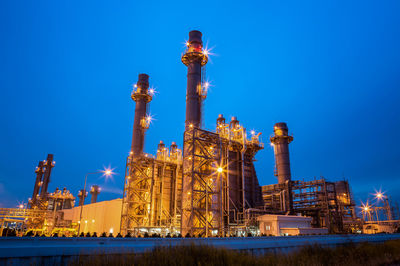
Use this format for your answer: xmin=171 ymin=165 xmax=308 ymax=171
xmin=1 ymin=0 xmax=399 ymax=210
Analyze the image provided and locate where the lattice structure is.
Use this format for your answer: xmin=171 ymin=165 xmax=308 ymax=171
xmin=121 ymin=155 xmax=154 ymax=235
xmin=182 ymin=127 xmax=224 ymax=237
xmin=261 ymin=179 xmax=357 ymax=233
xmin=0 ymin=208 xmax=50 ymax=235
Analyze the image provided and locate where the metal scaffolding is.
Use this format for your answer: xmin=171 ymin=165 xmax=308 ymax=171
xmin=182 ymin=127 xmax=223 ymax=237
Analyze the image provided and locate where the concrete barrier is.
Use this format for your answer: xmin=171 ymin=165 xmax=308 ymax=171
xmin=1 ymin=234 xmax=400 ymax=265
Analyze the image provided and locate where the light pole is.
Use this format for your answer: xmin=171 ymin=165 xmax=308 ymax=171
xmin=77 ymin=169 xmax=113 ymax=235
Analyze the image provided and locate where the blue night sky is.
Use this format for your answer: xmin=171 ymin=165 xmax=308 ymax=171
xmin=1 ymin=0 xmax=399 ymax=209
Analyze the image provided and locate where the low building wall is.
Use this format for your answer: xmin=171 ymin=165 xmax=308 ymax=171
xmin=1 ymin=234 xmax=400 ymax=265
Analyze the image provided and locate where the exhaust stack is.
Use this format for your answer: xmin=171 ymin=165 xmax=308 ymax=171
xmin=90 ymin=185 xmax=100 ymax=204
xmin=182 ymin=30 xmax=208 ymax=129
xmin=131 ymin=74 xmax=152 ymax=157
xmin=31 ymin=161 xmax=44 ymax=206
xmin=40 ymin=154 xmax=54 ymax=197
xmin=78 ymin=189 xmax=87 ymax=206
xmin=270 ymin=123 xmax=293 ymax=184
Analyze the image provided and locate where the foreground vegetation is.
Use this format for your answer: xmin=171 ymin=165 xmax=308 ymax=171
xmin=72 ymin=239 xmax=400 ymax=266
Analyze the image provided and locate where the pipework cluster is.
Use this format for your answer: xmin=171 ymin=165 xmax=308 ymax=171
xmin=156 ymin=141 xmax=182 ymax=162
xmin=215 ymin=114 xmax=263 ymax=147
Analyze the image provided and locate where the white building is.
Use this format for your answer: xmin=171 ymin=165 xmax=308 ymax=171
xmin=61 ymin=198 xmax=122 ymax=235
xmin=257 ymin=214 xmax=328 ymax=236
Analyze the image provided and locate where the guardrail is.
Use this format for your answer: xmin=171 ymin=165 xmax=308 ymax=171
xmin=1 ymin=234 xmax=400 ymax=265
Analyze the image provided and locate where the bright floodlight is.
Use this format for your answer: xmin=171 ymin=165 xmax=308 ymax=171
xmin=105 ymin=169 xmax=112 ymax=176
xmin=101 ymin=167 xmax=115 ymax=179
xmin=19 ymin=204 xmax=24 ymax=209
xmin=250 ymin=130 xmax=255 ymax=135
xmin=217 ymin=167 xmax=223 ymax=173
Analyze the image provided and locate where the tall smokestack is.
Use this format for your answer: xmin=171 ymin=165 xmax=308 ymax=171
xmin=182 ymin=30 xmax=208 ymax=128
xmin=270 ymin=123 xmax=293 ymax=184
xmin=131 ymin=74 xmax=152 ymax=157
xmin=31 ymin=161 xmax=44 ymax=207
xmin=40 ymin=154 xmax=54 ymax=197
xmin=90 ymin=185 xmax=100 ymax=204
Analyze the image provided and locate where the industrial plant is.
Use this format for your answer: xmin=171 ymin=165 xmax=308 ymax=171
xmin=1 ymin=31 xmax=399 ymax=237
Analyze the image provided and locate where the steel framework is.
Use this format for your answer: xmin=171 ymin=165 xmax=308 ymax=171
xmin=182 ymin=127 xmax=224 ymax=237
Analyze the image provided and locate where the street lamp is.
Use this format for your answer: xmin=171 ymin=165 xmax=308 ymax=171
xmin=77 ymin=168 xmax=114 ymax=235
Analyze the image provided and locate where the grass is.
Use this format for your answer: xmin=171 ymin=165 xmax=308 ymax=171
xmin=71 ymin=239 xmax=400 ymax=266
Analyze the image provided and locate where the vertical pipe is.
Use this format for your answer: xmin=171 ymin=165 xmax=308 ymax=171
xmin=131 ymin=74 xmax=152 ymax=157
xmin=182 ymin=30 xmax=208 ymax=129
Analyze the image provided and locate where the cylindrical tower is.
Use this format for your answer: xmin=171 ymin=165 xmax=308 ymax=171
xmin=31 ymin=161 xmax=44 ymax=206
xmin=78 ymin=189 xmax=87 ymax=206
xmin=131 ymin=74 xmax=152 ymax=157
xmin=270 ymin=123 xmax=293 ymax=184
xmin=90 ymin=185 xmax=100 ymax=204
xmin=182 ymin=30 xmax=208 ymax=129
xmin=40 ymin=154 xmax=54 ymax=197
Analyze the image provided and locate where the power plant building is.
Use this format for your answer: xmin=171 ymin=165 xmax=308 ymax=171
xmin=1 ymin=30 xmax=370 ymax=237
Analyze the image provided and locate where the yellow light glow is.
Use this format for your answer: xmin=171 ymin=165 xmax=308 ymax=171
xmin=186 ymin=41 xmax=190 ymax=46
xmin=92 ymin=219 xmax=95 ymax=223
xmin=217 ymin=167 xmax=223 ymax=173
xmin=19 ymin=204 xmax=24 ymax=209
xmin=85 ymin=220 xmax=88 ymax=224
xmin=189 ymin=124 xmax=193 ymax=128
xmin=250 ymin=130 xmax=255 ymax=135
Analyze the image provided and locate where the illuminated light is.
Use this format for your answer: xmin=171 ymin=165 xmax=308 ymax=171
xmin=109 ymin=228 xmax=114 ymax=234
xmin=149 ymin=88 xmax=155 ymax=95
xmin=92 ymin=219 xmax=95 ymax=223
xmin=85 ymin=220 xmax=88 ymax=224
xmin=189 ymin=124 xmax=193 ymax=128
xmin=374 ymin=189 xmax=385 ymax=200
xmin=186 ymin=41 xmax=190 ymax=47
xmin=130 ymin=151 xmax=133 ymax=155
xmin=250 ymin=130 xmax=255 ymax=135
xmin=78 ymin=221 xmax=81 ymax=224
xmin=19 ymin=204 xmax=24 ymax=209
xmin=217 ymin=167 xmax=223 ymax=173
xmin=187 ymin=192 xmax=191 ymax=195
xmin=134 ymin=84 xmax=137 ymax=88
xmin=270 ymin=143 xmax=274 ymax=147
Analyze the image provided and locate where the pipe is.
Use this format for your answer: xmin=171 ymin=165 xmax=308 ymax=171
xmin=182 ymin=30 xmax=208 ymax=129
xmin=131 ymin=74 xmax=152 ymax=157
